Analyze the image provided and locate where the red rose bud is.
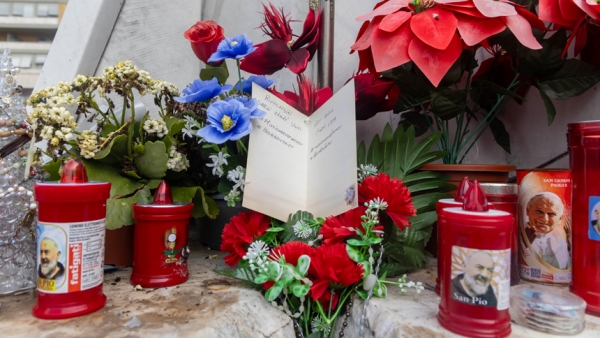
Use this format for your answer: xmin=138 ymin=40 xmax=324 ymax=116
xmin=184 ymin=20 xmax=225 ymax=64
xmin=454 ymin=176 xmax=470 ymax=202
xmin=60 ymin=158 xmax=89 ymax=183
xmin=153 ymin=180 xmax=173 ymax=205
xmin=462 ymin=180 xmax=489 ymax=212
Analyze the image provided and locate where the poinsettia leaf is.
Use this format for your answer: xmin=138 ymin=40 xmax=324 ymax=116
xmin=488 ymin=117 xmax=511 ymax=154
xmin=430 ymin=88 xmax=467 ymax=120
xmin=471 ymin=79 xmax=526 ymax=101
xmin=346 ymin=244 xmax=365 ymax=263
xmin=533 ymin=83 xmax=557 ymax=125
xmin=518 ymin=27 xmax=566 ymax=78
xmin=398 ymin=110 xmax=432 ymax=137
xmin=537 ymin=59 xmax=600 ymax=100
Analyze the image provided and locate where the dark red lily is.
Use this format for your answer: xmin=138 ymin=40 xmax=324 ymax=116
xmin=352 ymin=72 xmax=400 ymax=120
xmin=241 ymin=3 xmax=322 ymax=75
xmin=269 ymin=75 xmax=332 ymax=117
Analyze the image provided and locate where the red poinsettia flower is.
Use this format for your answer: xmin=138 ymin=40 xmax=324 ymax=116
xmin=241 ymin=3 xmax=322 ymax=75
xmin=262 ymin=241 xmax=316 ymax=290
xmin=358 ymin=173 xmax=416 ymax=229
xmin=221 ymin=211 xmax=271 ymax=267
xmin=352 ymin=0 xmax=543 ymax=86
xmin=319 ymin=206 xmax=384 ymax=245
xmin=352 ymin=72 xmax=400 ymax=120
xmin=269 ymin=74 xmax=333 ymax=116
xmin=308 ymin=243 xmax=364 ymax=309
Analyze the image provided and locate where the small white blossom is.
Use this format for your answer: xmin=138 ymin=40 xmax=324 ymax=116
xmin=206 ymin=151 xmax=230 ymax=177
xmin=182 ymin=115 xmax=201 ymax=139
xmin=227 ymin=166 xmax=246 ymax=192
xmin=224 ymin=189 xmax=241 ymax=207
xmin=358 ymin=163 xmax=378 ymax=183
xmin=243 ymin=240 xmax=270 ymax=273
xmin=77 ymin=130 xmax=101 ymax=159
xmin=167 ymin=145 xmax=190 ymax=172
xmin=311 ymin=315 xmax=331 ymax=335
xmin=369 ymin=197 xmax=388 ymax=211
xmin=143 ymin=118 xmax=168 ymax=138
xmin=292 ymin=220 xmax=312 ymax=239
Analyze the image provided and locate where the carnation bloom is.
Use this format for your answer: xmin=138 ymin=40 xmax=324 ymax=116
xmin=197 ymin=99 xmax=254 ymax=144
xmin=184 ymin=20 xmax=225 ymax=64
xmin=308 ymin=244 xmax=364 ymax=309
xmin=241 ymin=3 xmax=321 ymax=75
xmin=358 ymin=173 xmax=416 ymax=229
xmin=234 ymin=75 xmax=276 ymax=94
xmin=174 ymin=78 xmax=232 ymax=103
xmin=221 ymin=211 xmax=271 ymax=266
xmin=352 ymin=0 xmax=544 ymax=86
xmin=208 ymin=34 xmax=257 ymax=62
xmin=352 ymin=72 xmax=400 ymax=120
xmin=319 ymin=206 xmax=384 ymax=245
xmin=268 ymin=74 xmax=332 ymax=116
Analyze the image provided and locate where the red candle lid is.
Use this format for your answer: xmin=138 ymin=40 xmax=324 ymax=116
xmin=454 ymin=176 xmax=470 ymax=202
xmin=60 ymin=158 xmax=89 ymax=183
xmin=153 ymin=180 xmax=173 ymax=205
xmin=463 ymin=180 xmax=489 ymax=212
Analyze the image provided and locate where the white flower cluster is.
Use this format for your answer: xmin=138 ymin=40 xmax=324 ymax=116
xmin=398 ymin=274 xmax=424 ymax=294
xmin=77 ymin=130 xmax=101 ymax=159
xmin=358 ymin=163 xmax=378 ymax=183
xmin=206 ymin=151 xmax=229 ymax=177
xmin=224 ymin=189 xmax=241 ymax=207
xmin=151 ymin=80 xmax=179 ymax=96
xmin=143 ymin=118 xmax=169 ymax=138
xmin=311 ymin=315 xmax=331 ymax=335
xmin=227 ymin=166 xmax=246 ymax=192
xmin=167 ymin=145 xmax=190 ymax=172
xmin=292 ymin=220 xmax=313 ymax=239
xmin=243 ymin=240 xmax=270 ymax=273
xmin=182 ymin=115 xmax=202 ymax=140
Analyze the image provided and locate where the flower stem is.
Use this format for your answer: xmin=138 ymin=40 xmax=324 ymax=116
xmin=236 ymin=59 xmax=244 ymax=96
xmin=126 ymin=92 xmax=135 ymax=158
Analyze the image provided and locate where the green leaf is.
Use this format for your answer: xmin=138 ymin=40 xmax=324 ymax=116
xmin=82 ymin=159 xmax=144 ymax=198
xmin=534 ymin=84 xmax=557 ymax=125
xmin=471 ymin=80 xmax=526 ymax=102
xmin=408 ymin=211 xmax=438 ymax=230
xmin=134 ymin=141 xmax=169 ymax=179
xmin=200 ymin=65 xmax=229 ymax=85
xmin=266 ymin=227 xmax=285 ymax=233
xmin=347 ymin=239 xmax=370 ymax=246
xmin=254 ymin=273 xmax=270 ymax=284
xmin=411 ymin=192 xmax=450 ymax=213
xmin=518 ymin=28 xmax=567 ymax=78
xmin=367 ymin=237 xmax=383 ymax=245
xmin=291 ymin=282 xmax=310 ymax=298
xmin=194 ymin=191 xmax=219 ymax=219
xmin=357 ymin=141 xmax=367 ymax=166
xmin=101 ymin=124 xmax=118 ymax=138
xmin=356 ymin=289 xmax=368 ymax=300
xmin=281 ymin=211 xmax=315 ymax=242
xmin=134 ymin=185 xmax=152 ymax=204
xmin=215 ymin=267 xmax=259 ymax=288
xmin=105 ymin=195 xmax=136 ymax=229
xmin=381 ymin=123 xmax=394 ymax=143
xmin=171 ymin=186 xmax=199 ymax=203
xmin=146 ymin=179 xmax=162 ymax=190
xmin=138 ymin=112 xmax=150 ymax=139
xmin=346 ymin=244 xmax=365 ymax=263
xmin=537 ymin=59 xmax=600 ymax=100
xmin=267 ymin=261 xmax=281 ymax=279
xmin=296 ymin=255 xmax=310 ymax=276
xmin=366 ymin=134 xmax=382 ymax=169
xmin=372 ymin=280 xmax=387 ymax=297
xmin=404 ymin=131 xmax=443 ymax=175
xmin=41 ymin=160 xmax=61 ymax=181
xmin=93 ymin=134 xmax=127 ymax=166
xmin=360 ymin=261 xmax=371 ymax=277
xmin=379 ymin=263 xmax=415 ymax=277
xmin=398 ymin=110 xmax=432 ymax=137
xmin=403 ymin=171 xmax=450 ymax=186
xmin=166 ymin=118 xmax=186 ymax=137
xmin=384 ymin=66 xmax=432 ymax=112
xmin=265 ymin=280 xmax=284 ymax=301
xmin=488 ymin=117 xmax=511 ymax=154
xmin=408 ymin=180 xmax=455 ymax=194
xmin=430 ymin=88 xmax=467 ymax=120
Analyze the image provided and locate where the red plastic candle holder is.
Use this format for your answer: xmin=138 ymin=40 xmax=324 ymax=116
xmin=33 ymin=159 xmax=111 ymax=319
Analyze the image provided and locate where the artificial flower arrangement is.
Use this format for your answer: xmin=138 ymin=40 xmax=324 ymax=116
xmin=352 ymin=0 xmax=600 ymax=164
xmin=26 ymin=61 xmax=218 ymax=229
xmin=218 ymin=172 xmax=425 ymax=337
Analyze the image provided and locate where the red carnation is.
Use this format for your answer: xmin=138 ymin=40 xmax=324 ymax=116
xmin=269 ymin=74 xmax=332 ymax=116
xmin=184 ymin=20 xmax=225 ymax=64
xmin=358 ymin=173 xmax=416 ymax=229
xmin=309 ymin=244 xmax=364 ymax=309
xmin=319 ymin=206 xmax=384 ymax=245
xmin=220 ymin=211 xmax=270 ymax=267
xmin=263 ymin=241 xmax=316 ymax=290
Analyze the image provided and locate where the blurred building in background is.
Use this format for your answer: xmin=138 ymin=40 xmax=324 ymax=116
xmin=0 ymin=0 xmax=68 ymax=95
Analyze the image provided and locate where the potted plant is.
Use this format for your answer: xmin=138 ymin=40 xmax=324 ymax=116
xmin=27 ymin=61 xmax=218 ymax=266
xmin=351 ymin=0 xmax=600 ymax=181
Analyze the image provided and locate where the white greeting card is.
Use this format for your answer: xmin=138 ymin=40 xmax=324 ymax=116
xmin=243 ymin=81 xmax=358 ymax=221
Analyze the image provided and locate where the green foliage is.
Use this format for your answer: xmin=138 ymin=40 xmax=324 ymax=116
xmin=281 ymin=211 xmax=316 ymax=242
xmin=200 ymin=62 xmax=230 ymax=85
xmin=134 ymin=141 xmax=169 ymax=179
xmin=359 ymin=124 xmax=452 ymax=276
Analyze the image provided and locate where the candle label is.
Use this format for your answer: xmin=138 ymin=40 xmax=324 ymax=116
xmin=517 ymin=170 xmax=572 ymax=284
xmin=589 ymin=197 xmax=600 ymax=241
xmin=450 ymin=246 xmax=510 ymax=310
xmin=36 ymin=219 xmax=105 ymax=293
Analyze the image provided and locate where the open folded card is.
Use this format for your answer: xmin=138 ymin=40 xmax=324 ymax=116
xmin=243 ymin=81 xmax=358 ymax=221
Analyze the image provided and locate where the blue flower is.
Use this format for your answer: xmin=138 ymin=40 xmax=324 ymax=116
xmin=234 ymin=75 xmax=275 ymax=94
xmin=208 ymin=34 xmax=257 ymax=62
xmin=174 ymin=78 xmax=232 ymax=103
xmin=225 ymin=96 xmax=267 ymax=119
xmin=197 ymin=99 xmax=252 ymax=144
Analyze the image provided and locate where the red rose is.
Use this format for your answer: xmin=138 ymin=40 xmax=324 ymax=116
xmin=184 ymin=20 xmax=225 ymax=64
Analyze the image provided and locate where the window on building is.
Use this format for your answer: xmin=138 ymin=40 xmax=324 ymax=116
xmin=18 ymin=55 xmax=32 ymax=68
xmin=13 ymin=3 xmax=34 ymax=17
xmin=35 ymin=55 xmax=46 ymax=67
xmin=0 ymin=3 xmax=9 ymax=16
xmin=48 ymin=4 xmax=58 ymax=17
xmin=38 ymin=4 xmax=48 ymax=17
xmin=7 ymin=33 xmax=19 ymax=42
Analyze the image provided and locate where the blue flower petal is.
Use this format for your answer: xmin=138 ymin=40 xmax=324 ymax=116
xmin=197 ymin=125 xmax=231 ymax=144
xmin=208 ymin=34 xmax=256 ymax=62
xmin=174 ymin=78 xmax=230 ymax=103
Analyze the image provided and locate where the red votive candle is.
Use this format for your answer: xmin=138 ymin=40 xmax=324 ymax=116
xmin=131 ymin=181 xmax=193 ymax=288
xmin=438 ymin=181 xmax=513 ymax=337
xmin=436 ymin=177 xmax=470 ymax=295
xmin=33 ymin=159 xmax=111 ymax=319
xmin=568 ymin=121 xmax=600 ymax=316
xmin=480 ymin=183 xmax=519 ymax=286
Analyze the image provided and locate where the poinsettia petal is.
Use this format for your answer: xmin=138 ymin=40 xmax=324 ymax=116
xmin=574 ymin=20 xmax=588 ymax=57
xmin=434 ymin=0 xmax=470 ymax=4
xmin=408 ymin=32 xmax=462 ymax=87
xmin=410 ymin=8 xmax=458 ymax=50
xmin=559 ymin=0 xmax=586 ymax=21
xmin=240 ymin=40 xmax=290 ymax=75
xmin=356 ymin=0 xmax=409 ymax=21
xmin=455 ymin=14 xmax=505 ymax=46
xmin=473 ymin=0 xmax=517 ymax=17
xmin=539 ymin=0 xmax=576 ymax=27
xmin=287 ymin=48 xmax=311 ymax=74
xmin=441 ymin=5 xmax=488 ymax=18
xmin=515 ymin=7 xmax=549 ymax=31
xmin=372 ymin=22 xmax=413 ymax=72
xmin=379 ymin=11 xmax=412 ymax=32
xmin=502 ymin=14 xmax=542 ymax=50
xmin=573 ymin=0 xmax=600 ymax=19
xmin=351 ymin=17 xmax=382 ymax=51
